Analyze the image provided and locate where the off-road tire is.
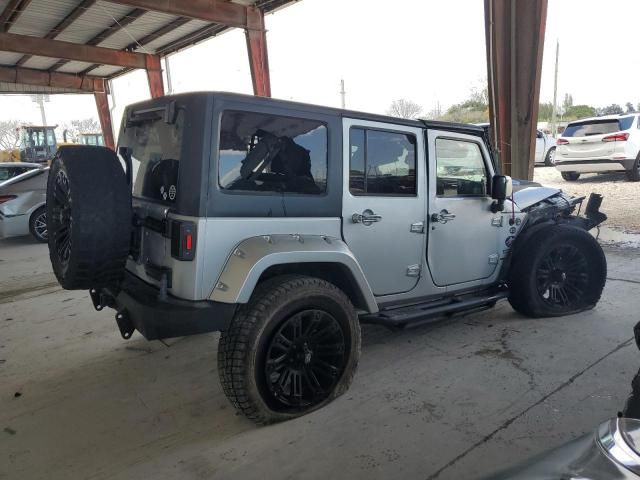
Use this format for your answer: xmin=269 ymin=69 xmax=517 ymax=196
xmin=218 ymin=275 xmax=361 ymax=424
xmin=29 ymin=206 xmax=47 ymax=243
xmin=626 ymin=155 xmax=640 ymax=182
xmin=508 ymin=225 xmax=606 ymax=318
xmin=47 ymin=146 xmax=131 ymax=290
xmin=561 ymin=171 xmax=580 ymax=181
xmin=544 ymin=147 xmax=556 ymax=166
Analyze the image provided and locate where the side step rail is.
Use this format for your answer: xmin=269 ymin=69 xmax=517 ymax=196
xmin=360 ymin=291 xmax=509 ymax=329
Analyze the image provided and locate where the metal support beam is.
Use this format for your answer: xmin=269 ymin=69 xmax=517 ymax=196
xmin=105 ymin=0 xmax=249 ymax=28
xmin=145 ymin=54 xmax=164 ymax=98
xmin=485 ymin=0 xmax=548 ymax=180
xmin=0 ymin=31 xmax=149 ymax=68
xmin=245 ymin=7 xmax=271 ymax=97
xmin=50 ymin=7 xmax=144 ymax=72
xmin=17 ymin=0 xmax=96 ymax=66
xmin=0 ymin=0 xmax=32 ymax=32
xmin=94 ymin=80 xmax=115 ymax=150
xmin=0 ymin=65 xmax=104 ymax=92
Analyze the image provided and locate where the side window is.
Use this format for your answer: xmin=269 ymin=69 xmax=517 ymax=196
xmin=218 ymin=111 xmax=327 ymax=194
xmin=349 ymin=127 xmax=416 ymax=196
xmin=435 ymin=138 xmax=488 ymax=197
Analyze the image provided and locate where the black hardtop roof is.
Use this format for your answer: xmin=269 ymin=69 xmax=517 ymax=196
xmin=127 ymin=91 xmax=486 ymax=137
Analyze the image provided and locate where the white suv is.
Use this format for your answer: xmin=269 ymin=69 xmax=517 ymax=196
xmin=555 ymin=113 xmax=640 ymax=181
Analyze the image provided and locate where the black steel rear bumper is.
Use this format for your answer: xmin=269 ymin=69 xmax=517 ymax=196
xmin=91 ymin=271 xmax=235 ymax=340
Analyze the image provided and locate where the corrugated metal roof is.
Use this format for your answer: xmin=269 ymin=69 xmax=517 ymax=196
xmin=0 ymin=81 xmax=83 ymax=93
xmin=0 ymin=0 xmax=297 ymax=94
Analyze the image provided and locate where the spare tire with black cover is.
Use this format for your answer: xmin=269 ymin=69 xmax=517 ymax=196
xmin=47 ymin=146 xmax=131 ymax=290
xmin=508 ymin=224 xmax=606 ymax=318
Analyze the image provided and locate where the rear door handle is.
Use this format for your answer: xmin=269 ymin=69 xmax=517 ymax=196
xmin=431 ymin=209 xmax=456 ymax=224
xmin=352 ymin=209 xmax=382 ymax=226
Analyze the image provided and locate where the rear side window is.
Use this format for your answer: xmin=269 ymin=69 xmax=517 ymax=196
xmin=218 ymin=111 xmax=327 ymax=194
xmin=349 ymin=127 xmax=416 ymax=195
xmin=122 ymin=108 xmax=184 ymax=204
xmin=564 ymin=117 xmax=634 ymax=137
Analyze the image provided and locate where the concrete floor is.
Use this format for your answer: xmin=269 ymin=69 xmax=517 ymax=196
xmin=1 ymin=238 xmax=640 ymax=480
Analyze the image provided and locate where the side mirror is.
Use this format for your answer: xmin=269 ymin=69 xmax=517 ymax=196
xmin=491 ymin=175 xmax=512 ymax=212
xmin=536 ymin=131 xmax=544 ymax=139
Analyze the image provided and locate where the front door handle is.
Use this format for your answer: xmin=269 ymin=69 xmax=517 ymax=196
xmin=431 ymin=209 xmax=456 ymax=224
xmin=352 ymin=209 xmax=382 ymax=226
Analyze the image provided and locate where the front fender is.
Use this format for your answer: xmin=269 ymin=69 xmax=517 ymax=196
xmin=209 ymin=234 xmax=378 ymax=313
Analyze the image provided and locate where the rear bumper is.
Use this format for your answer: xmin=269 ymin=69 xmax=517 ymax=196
xmin=0 ymin=213 xmax=28 ymax=238
xmin=555 ymin=158 xmax=633 ymax=173
xmin=94 ymin=271 xmax=236 ymax=340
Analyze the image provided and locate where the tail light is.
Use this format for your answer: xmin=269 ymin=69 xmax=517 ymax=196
xmin=602 ymin=132 xmax=630 ymax=142
xmin=556 ymin=138 xmax=569 ymax=145
xmin=0 ymin=195 xmax=16 ymax=204
xmin=171 ymin=220 xmax=196 ymax=261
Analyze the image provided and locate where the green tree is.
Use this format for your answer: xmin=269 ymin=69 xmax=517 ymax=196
xmin=564 ymin=105 xmax=596 ymax=120
xmin=626 ymin=102 xmax=636 ymax=113
xmin=562 ymin=93 xmax=574 ymax=113
xmin=598 ymin=104 xmax=624 ymax=115
xmin=538 ymin=102 xmax=554 ymax=121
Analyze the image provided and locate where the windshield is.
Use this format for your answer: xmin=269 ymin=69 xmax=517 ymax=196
xmin=563 ymin=117 xmax=635 ymax=137
xmin=119 ymin=109 xmax=184 ymax=204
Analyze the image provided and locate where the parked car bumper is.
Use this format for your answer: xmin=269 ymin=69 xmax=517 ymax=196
xmin=555 ymin=158 xmax=632 ymax=173
xmin=93 ymin=270 xmax=236 ymax=340
xmin=0 ymin=213 xmax=29 ymax=239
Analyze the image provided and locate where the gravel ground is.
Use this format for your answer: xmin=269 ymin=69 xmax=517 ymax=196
xmin=533 ymin=166 xmax=639 ymax=231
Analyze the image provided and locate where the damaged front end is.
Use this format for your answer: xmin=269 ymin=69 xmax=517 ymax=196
xmin=515 ymin=187 xmax=607 ymax=231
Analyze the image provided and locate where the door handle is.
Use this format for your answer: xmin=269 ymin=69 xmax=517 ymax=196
xmin=352 ymin=209 xmax=382 ymax=226
xmin=431 ymin=209 xmax=456 ymax=224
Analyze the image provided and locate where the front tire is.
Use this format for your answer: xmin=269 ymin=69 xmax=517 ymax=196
xmin=561 ymin=171 xmax=580 ymax=181
xmin=508 ymin=225 xmax=606 ymax=318
xmin=29 ymin=206 xmax=47 ymax=243
xmin=544 ymin=147 xmax=556 ymax=166
xmin=218 ymin=275 xmax=361 ymax=424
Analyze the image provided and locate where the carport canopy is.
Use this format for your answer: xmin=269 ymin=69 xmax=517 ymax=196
xmin=0 ymin=0 xmax=295 ymax=149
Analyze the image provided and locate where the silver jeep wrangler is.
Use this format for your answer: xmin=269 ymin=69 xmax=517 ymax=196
xmin=46 ymin=92 xmax=607 ymax=424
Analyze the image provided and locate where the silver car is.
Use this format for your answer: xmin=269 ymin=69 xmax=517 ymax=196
xmin=0 ymin=165 xmax=48 ymax=242
xmin=0 ymin=162 xmax=41 ymax=184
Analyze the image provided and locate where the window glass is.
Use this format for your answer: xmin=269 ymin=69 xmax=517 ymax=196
xmin=46 ymin=130 xmax=55 ymax=146
xmin=349 ymin=128 xmax=416 ymax=195
xmin=436 ymin=138 xmax=488 ymax=197
xmin=564 ymin=117 xmax=634 ymax=137
xmin=119 ymin=108 xmax=184 ymax=204
xmin=219 ymin=111 xmax=327 ymax=194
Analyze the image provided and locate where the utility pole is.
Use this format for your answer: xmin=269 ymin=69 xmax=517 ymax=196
xmin=340 ymin=78 xmax=346 ymax=109
xmin=31 ymin=94 xmax=49 ymax=125
xmin=550 ymin=40 xmax=559 ymax=137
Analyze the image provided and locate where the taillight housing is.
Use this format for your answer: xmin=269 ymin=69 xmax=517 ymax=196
xmin=556 ymin=138 xmax=569 ymax=145
xmin=171 ymin=220 xmax=196 ymax=261
xmin=602 ymin=132 xmax=630 ymax=142
xmin=0 ymin=195 xmax=16 ymax=204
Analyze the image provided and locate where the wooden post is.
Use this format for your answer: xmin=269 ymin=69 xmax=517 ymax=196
xmin=94 ymin=80 xmax=115 ymax=150
xmin=245 ymin=7 xmax=271 ymax=97
xmin=146 ymin=54 xmax=164 ymax=98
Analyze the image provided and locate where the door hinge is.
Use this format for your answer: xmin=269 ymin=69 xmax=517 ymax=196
xmin=488 ymin=254 xmax=499 ymax=265
xmin=410 ymin=222 xmax=425 ymax=234
xmin=406 ymin=264 xmax=421 ymax=277
xmin=491 ymin=217 xmax=503 ymax=227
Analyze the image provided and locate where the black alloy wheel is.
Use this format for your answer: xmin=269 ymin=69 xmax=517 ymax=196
xmin=29 ymin=206 xmax=48 ymax=243
xmin=262 ymin=309 xmax=347 ymax=410
xmin=49 ymin=170 xmax=72 ymax=268
xmin=535 ymin=244 xmax=588 ymax=309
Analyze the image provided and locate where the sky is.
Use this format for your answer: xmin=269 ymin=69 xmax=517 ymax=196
xmin=1 ymin=0 xmax=639 ymax=129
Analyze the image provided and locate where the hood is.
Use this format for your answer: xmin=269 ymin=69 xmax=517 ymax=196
xmin=512 ymin=186 xmax=561 ymax=210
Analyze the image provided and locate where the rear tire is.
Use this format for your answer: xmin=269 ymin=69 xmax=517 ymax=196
xmin=29 ymin=206 xmax=47 ymax=243
xmin=544 ymin=147 xmax=556 ymax=166
xmin=218 ymin=275 xmax=361 ymax=424
xmin=626 ymin=155 xmax=640 ymax=182
xmin=561 ymin=171 xmax=580 ymax=181
xmin=508 ymin=225 xmax=606 ymax=318
xmin=47 ymin=146 xmax=131 ymax=290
